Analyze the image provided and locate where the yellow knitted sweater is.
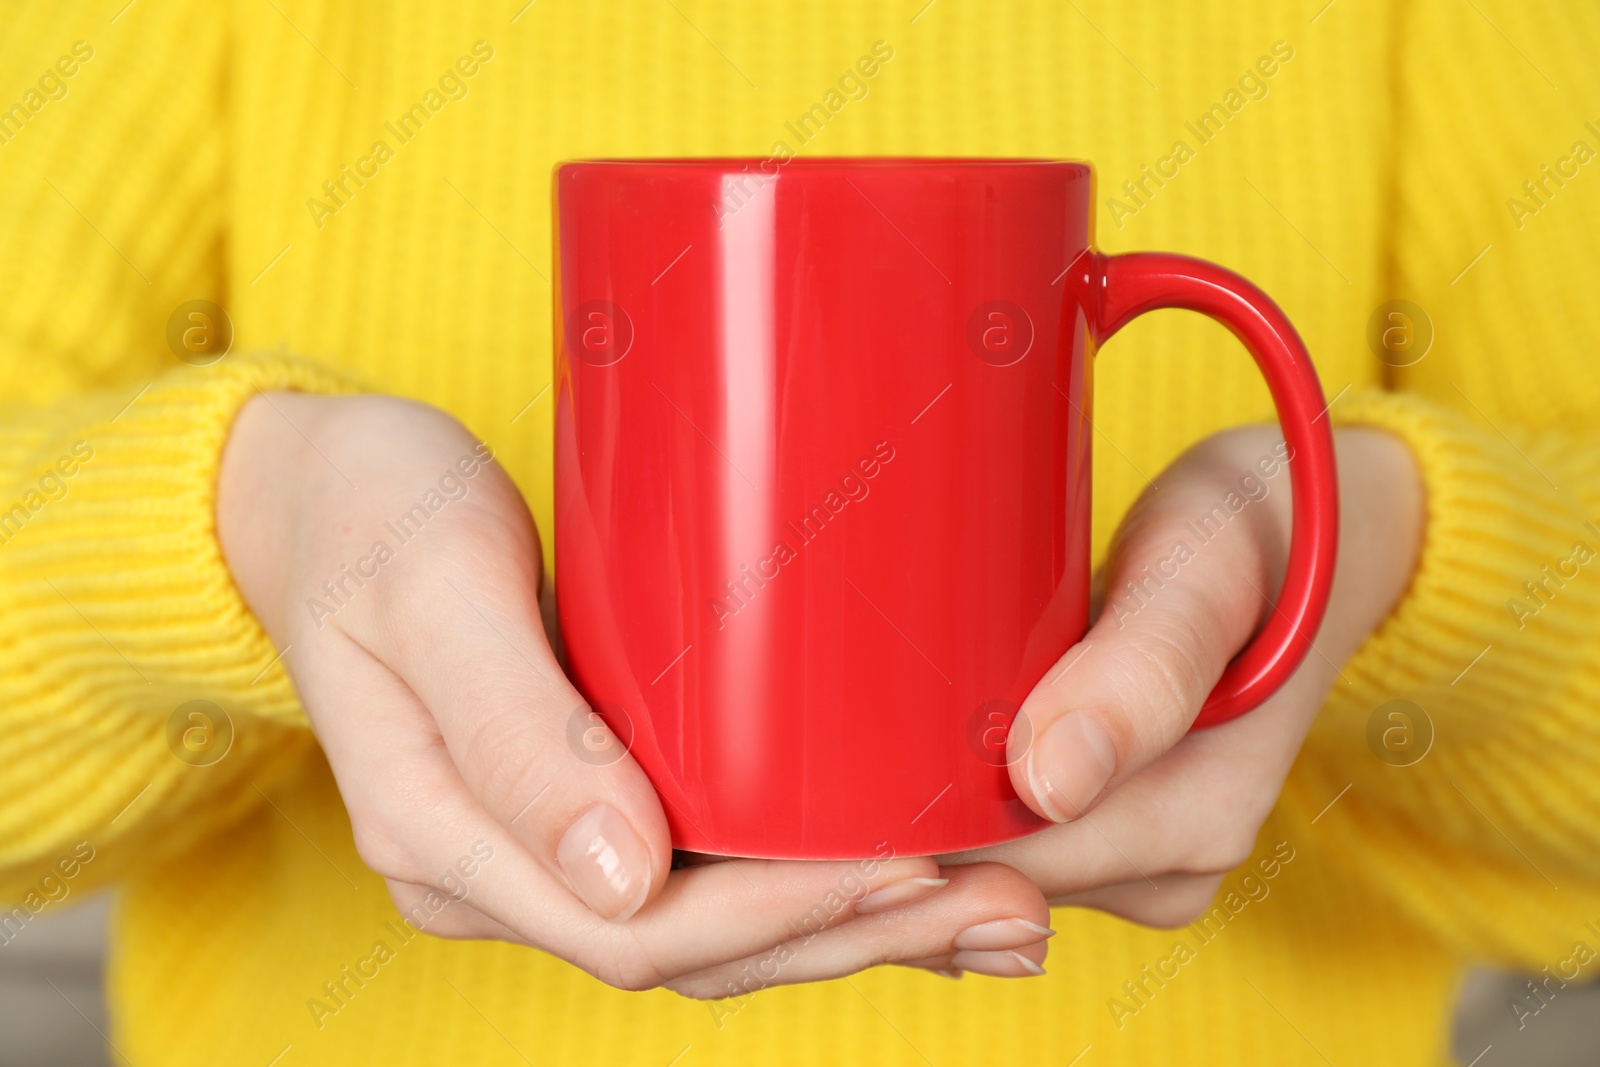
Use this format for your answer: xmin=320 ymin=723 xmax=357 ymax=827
xmin=2 ymin=2 xmax=1597 ymax=1064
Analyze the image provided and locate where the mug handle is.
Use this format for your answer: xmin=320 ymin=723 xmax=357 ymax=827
xmin=1074 ymin=251 xmax=1340 ymax=728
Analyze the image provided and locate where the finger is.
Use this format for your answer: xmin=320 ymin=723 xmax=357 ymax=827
xmin=1049 ymin=873 xmax=1226 ymax=928
xmin=663 ymin=863 xmax=1051 ymax=997
xmin=954 ymin=719 xmax=1275 ymax=894
xmin=1009 ymin=431 xmax=1286 ymax=823
xmin=462 ymin=847 xmax=962 ymax=989
xmin=898 ymin=941 xmax=1049 ymax=980
xmin=384 ymin=879 xmax=523 ymax=942
xmin=570 ymin=854 xmax=951 ymax=985
xmin=290 ymin=614 xmax=661 ymax=938
xmin=410 ymin=755 xmax=967 ymax=987
xmin=301 ymin=629 xmax=969 ymax=987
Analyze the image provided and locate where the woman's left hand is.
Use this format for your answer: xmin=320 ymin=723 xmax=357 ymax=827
xmin=932 ymin=424 xmax=1424 ymax=950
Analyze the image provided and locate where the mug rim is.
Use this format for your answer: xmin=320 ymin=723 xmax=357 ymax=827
xmin=556 ymin=156 xmax=1092 ymax=174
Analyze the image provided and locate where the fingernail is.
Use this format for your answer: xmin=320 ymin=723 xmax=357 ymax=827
xmin=949 ymin=949 xmax=1047 ymax=977
xmin=855 ymin=877 xmax=949 ymax=915
xmin=928 ymin=968 xmax=964 ymax=980
xmin=556 ymin=803 xmax=653 ymax=922
xmin=1025 ymin=712 xmax=1117 ymax=822
xmin=953 ymin=918 xmax=1055 ymax=951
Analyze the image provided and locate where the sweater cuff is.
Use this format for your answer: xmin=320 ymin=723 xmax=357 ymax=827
xmin=0 ymin=353 xmax=360 ymax=885
xmin=1284 ymin=389 xmax=1600 ymax=959
xmin=2 ymin=352 xmax=358 ymax=730
xmin=1325 ymin=388 xmax=1599 ymax=714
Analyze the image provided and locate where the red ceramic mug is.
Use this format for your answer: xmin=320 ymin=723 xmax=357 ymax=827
xmin=553 ymin=158 xmax=1337 ymax=859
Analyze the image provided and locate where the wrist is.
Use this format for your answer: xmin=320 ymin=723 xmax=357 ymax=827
xmin=1321 ymin=426 xmax=1426 ymax=661
xmin=216 ymin=391 xmax=340 ymax=641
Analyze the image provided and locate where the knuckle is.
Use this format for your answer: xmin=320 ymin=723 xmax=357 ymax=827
xmin=1182 ymin=827 xmax=1259 ymax=876
xmin=1105 ymin=501 xmax=1164 ymax=560
xmin=463 ymin=711 xmax=555 ymax=816
xmin=1193 ymin=558 xmax=1272 ymax=638
xmin=589 ymin=946 xmax=669 ymax=993
xmin=1138 ymin=619 xmax=1212 ymax=702
xmin=351 ymin=821 xmax=421 ymax=883
xmin=395 ymin=899 xmax=471 ymax=941
xmin=665 ymin=976 xmax=738 ymax=1001
xmin=1139 ymin=879 xmax=1227 ymax=928
xmin=1093 ymin=877 xmax=1226 ymax=929
xmin=1175 ymin=777 xmax=1275 ymax=876
xmin=1104 ymin=627 xmax=1209 ymax=740
xmin=665 ymin=982 xmax=706 ymax=1001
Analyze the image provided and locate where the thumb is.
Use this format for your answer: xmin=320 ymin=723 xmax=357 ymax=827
xmin=1008 ymin=433 xmax=1288 ymax=822
xmin=371 ymin=524 xmax=671 ymax=923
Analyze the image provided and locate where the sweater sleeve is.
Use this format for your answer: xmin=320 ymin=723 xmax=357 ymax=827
xmin=1284 ymin=0 xmax=1600 ymax=964
xmin=0 ymin=4 xmax=356 ymax=900
xmin=0 ymin=356 xmax=356 ymax=901
xmin=1295 ymin=390 xmax=1600 ymax=962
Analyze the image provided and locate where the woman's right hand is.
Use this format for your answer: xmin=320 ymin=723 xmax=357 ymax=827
xmin=216 ymin=391 xmax=1053 ymax=994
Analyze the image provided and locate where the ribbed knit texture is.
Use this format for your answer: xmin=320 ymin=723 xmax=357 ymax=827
xmin=1 ymin=1 xmax=1596 ymax=1064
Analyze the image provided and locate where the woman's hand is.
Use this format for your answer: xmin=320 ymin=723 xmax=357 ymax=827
xmin=217 ymin=392 xmax=1051 ymax=994
xmin=941 ymin=425 xmax=1425 ymax=933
